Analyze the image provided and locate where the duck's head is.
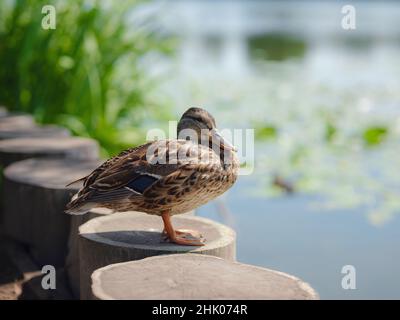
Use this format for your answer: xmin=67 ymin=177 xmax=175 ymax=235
xmin=177 ymin=107 xmax=236 ymax=152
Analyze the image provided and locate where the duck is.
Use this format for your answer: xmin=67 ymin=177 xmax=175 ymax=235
xmin=65 ymin=107 xmax=239 ymax=246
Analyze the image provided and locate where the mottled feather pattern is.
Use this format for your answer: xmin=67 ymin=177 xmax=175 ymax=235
xmin=66 ymin=139 xmax=239 ymax=215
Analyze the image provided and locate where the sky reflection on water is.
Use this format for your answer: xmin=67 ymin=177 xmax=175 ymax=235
xmin=150 ymin=0 xmax=400 ymax=299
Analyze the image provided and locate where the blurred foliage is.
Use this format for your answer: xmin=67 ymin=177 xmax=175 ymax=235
xmin=255 ymin=124 xmax=277 ymax=140
xmin=363 ymin=126 xmax=388 ymax=146
xmin=325 ymin=123 xmax=337 ymax=142
xmin=248 ymin=33 xmax=306 ymax=61
xmin=0 ymin=0 xmax=174 ymax=156
xmin=341 ymin=35 xmax=374 ymax=50
xmin=173 ymin=48 xmax=398 ymax=224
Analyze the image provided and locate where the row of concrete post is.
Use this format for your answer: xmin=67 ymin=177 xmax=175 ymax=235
xmin=0 ymin=106 xmax=318 ymax=300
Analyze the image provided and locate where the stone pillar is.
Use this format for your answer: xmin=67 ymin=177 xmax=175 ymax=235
xmin=79 ymin=212 xmax=236 ymax=299
xmin=91 ymin=254 xmax=319 ymax=300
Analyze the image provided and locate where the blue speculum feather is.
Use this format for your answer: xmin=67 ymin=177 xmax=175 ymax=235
xmin=126 ymin=175 xmax=159 ymax=194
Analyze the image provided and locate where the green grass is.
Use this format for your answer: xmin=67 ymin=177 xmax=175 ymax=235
xmin=0 ymin=0 xmax=174 ymax=157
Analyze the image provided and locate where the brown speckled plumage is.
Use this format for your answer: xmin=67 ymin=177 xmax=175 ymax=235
xmin=65 ymin=108 xmax=239 ymax=245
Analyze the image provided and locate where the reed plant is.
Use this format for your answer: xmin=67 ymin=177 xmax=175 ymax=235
xmin=0 ymin=0 xmax=173 ymax=156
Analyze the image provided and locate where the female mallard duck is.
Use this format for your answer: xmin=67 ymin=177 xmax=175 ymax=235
xmin=66 ymin=107 xmax=239 ymax=246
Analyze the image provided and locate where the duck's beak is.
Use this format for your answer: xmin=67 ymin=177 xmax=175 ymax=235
xmin=210 ymin=129 xmax=237 ymax=152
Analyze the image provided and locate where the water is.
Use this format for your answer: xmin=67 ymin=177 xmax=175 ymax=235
xmin=198 ymin=176 xmax=400 ymax=299
xmin=143 ymin=0 xmax=400 ymax=299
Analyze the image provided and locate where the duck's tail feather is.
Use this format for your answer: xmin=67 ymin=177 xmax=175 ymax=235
xmin=65 ymin=195 xmax=97 ymax=215
xmin=65 ymin=188 xmax=133 ymax=215
xmin=65 ymin=176 xmax=87 ymax=188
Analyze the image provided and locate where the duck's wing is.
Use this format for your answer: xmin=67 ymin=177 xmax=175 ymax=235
xmin=65 ymin=143 xmax=151 ymax=188
xmin=65 ymin=140 xmax=220 ymax=214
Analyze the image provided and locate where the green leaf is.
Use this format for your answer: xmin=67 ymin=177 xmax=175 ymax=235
xmin=256 ymin=125 xmax=277 ymax=140
xmin=363 ymin=126 xmax=388 ymax=146
xmin=325 ymin=123 xmax=337 ymax=142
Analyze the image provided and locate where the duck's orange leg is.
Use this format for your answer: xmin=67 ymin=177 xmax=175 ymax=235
xmin=161 ymin=211 xmax=205 ymax=246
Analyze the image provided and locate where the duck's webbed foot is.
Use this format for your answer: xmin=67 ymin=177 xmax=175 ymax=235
xmin=161 ymin=228 xmax=205 ymax=246
xmin=161 ymin=212 xmax=205 ymax=246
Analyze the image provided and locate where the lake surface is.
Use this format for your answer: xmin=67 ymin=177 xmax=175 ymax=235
xmin=198 ymin=176 xmax=400 ymax=299
xmin=145 ymin=0 xmax=400 ymax=299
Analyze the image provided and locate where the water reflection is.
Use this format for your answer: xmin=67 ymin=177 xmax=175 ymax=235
xmin=248 ymin=33 xmax=307 ymax=61
xmin=146 ymin=0 xmax=400 ymax=299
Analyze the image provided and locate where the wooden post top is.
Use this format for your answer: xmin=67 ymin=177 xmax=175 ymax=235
xmin=0 ymin=125 xmax=70 ymax=140
xmin=0 ymin=137 xmax=99 ymax=167
xmin=79 ymin=212 xmax=236 ymax=254
xmin=4 ymin=158 xmax=102 ymax=190
xmin=91 ymin=254 xmax=319 ymax=300
xmin=0 ymin=113 xmax=35 ymax=127
xmin=0 ymin=137 xmax=98 ymax=155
